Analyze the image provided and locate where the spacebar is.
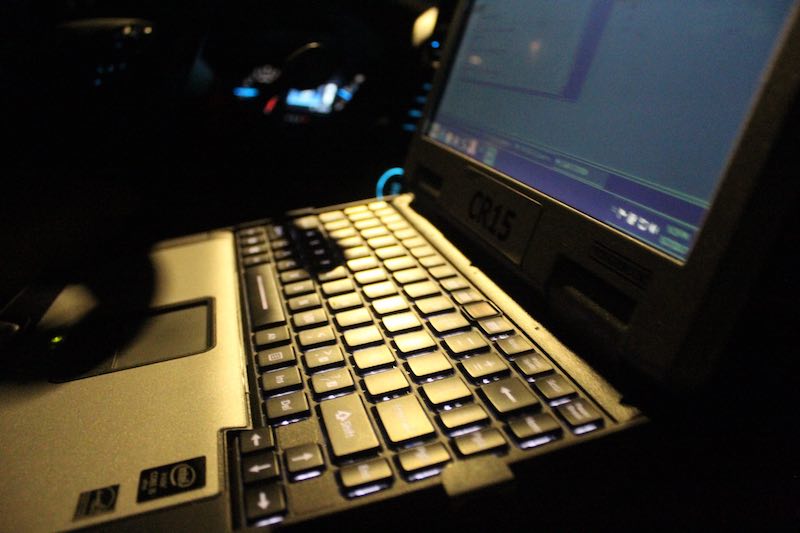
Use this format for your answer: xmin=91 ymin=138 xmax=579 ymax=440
xmin=320 ymin=394 xmax=380 ymax=459
xmin=245 ymin=264 xmax=286 ymax=329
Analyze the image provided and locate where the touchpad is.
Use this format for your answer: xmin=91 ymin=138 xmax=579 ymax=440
xmin=47 ymin=299 xmax=213 ymax=382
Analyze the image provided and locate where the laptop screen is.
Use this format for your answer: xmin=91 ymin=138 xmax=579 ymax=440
xmin=427 ymin=0 xmax=794 ymax=261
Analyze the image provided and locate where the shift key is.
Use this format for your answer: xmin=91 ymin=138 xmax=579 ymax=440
xmin=320 ymin=394 xmax=380 ymax=460
xmin=246 ymin=264 xmax=286 ymax=329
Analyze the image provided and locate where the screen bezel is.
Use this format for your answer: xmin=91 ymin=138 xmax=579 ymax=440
xmin=404 ymin=0 xmax=800 ymax=388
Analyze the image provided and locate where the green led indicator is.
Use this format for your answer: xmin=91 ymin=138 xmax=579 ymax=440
xmin=50 ymin=335 xmax=64 ymax=346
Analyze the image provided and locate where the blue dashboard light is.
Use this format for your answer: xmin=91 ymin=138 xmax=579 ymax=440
xmin=431 ymin=40 xmax=441 ymax=49
xmin=376 ymin=167 xmax=405 ymax=199
xmin=402 ymin=123 xmax=417 ymax=132
xmin=233 ymin=86 xmax=260 ymax=99
xmin=337 ymin=88 xmax=353 ymax=102
xmin=408 ymin=109 xmax=423 ymax=119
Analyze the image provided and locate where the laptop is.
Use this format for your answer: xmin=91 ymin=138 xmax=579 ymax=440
xmin=1 ymin=1 xmax=798 ymax=530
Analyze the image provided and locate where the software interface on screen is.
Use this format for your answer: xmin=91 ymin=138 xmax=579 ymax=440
xmin=427 ymin=0 xmax=794 ymax=260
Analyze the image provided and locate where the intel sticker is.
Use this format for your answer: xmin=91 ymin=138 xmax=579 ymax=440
xmin=137 ymin=457 xmax=206 ymax=502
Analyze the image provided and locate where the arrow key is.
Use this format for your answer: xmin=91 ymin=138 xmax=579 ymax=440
xmin=240 ymin=428 xmax=275 ymax=455
xmin=242 ymin=451 xmax=280 ymax=484
xmin=285 ymin=443 xmax=325 ymax=479
xmin=481 ymin=377 xmax=539 ymax=416
xmin=244 ymin=483 xmax=286 ymax=522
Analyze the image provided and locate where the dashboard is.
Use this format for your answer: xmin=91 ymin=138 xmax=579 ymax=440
xmin=0 ymin=0 xmax=452 ymax=303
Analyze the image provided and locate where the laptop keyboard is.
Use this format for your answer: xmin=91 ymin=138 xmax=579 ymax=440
xmin=233 ymin=199 xmax=610 ymax=526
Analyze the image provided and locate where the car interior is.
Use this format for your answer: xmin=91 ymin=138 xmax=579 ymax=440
xmin=1 ymin=1 xmax=798 ymax=531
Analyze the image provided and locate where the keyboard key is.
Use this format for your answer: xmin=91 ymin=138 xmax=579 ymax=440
xmin=280 ymin=269 xmax=310 ymax=284
xmin=441 ymin=277 xmax=469 ymax=292
xmin=556 ymin=399 xmax=604 ymax=430
xmin=292 ymin=308 xmax=328 ymax=329
xmin=311 ymin=368 xmax=355 ymax=396
xmin=453 ymin=289 xmax=481 ymax=305
xmin=324 ymin=219 xmax=350 ymax=231
xmin=354 ymin=267 xmax=388 ymax=285
xmin=261 ymin=367 xmax=302 ymax=394
xmin=285 ymin=443 xmax=325 ymax=477
xmin=354 ymin=218 xmax=381 ymax=230
xmin=404 ymin=280 xmax=440 ymax=300
xmin=393 ymin=227 xmax=416 ymax=239
xmin=319 ymin=210 xmax=345 ymax=223
xmin=372 ymin=295 xmax=410 ymax=316
xmin=317 ymin=266 xmax=348 ymax=282
xmin=384 ymin=256 xmax=416 ymax=272
xmin=427 ymin=265 xmax=457 ymax=279
xmin=246 ymin=265 xmax=286 ymax=330
xmin=257 ymin=345 xmax=296 ymax=369
xmin=284 ymin=279 xmax=314 ymax=297
xmin=415 ymin=296 xmax=455 ymax=316
xmin=394 ymin=330 xmax=437 ymax=356
xmin=275 ymin=258 xmax=297 ymax=271
xmin=240 ymin=428 xmax=275 ymax=454
xmin=344 ymin=246 xmax=370 ymax=260
xmin=362 ymin=281 xmax=397 ymax=300
xmin=337 ymin=236 xmax=364 ymax=249
xmin=375 ymin=246 xmax=406 ymax=260
xmin=453 ymin=428 xmax=507 ymax=456
xmin=397 ymin=443 xmax=450 ymax=476
xmin=329 ymin=227 xmax=357 ymax=240
xmin=442 ymin=331 xmax=489 ymax=356
xmin=428 ymin=312 xmax=470 ymax=335
xmin=419 ymin=255 xmax=445 ymax=268
xmin=439 ymin=403 xmax=489 ymax=431
xmin=242 ymin=254 xmax=270 ymax=267
xmin=254 ymin=326 xmax=291 ymax=350
xmin=422 ymin=376 xmax=471 ymax=407
xmin=238 ymin=226 xmax=264 ymax=237
xmin=242 ymin=451 xmax=280 ymax=484
xmin=344 ymin=204 xmax=369 ymax=215
xmin=244 ymin=484 xmax=286 ymax=522
xmin=367 ymin=235 xmax=397 ymax=249
xmin=368 ymin=201 xmax=389 ymax=210
xmin=535 ymin=374 xmax=577 ymax=402
xmin=320 ymin=394 xmax=380 ymax=459
xmin=406 ymin=352 xmax=453 ymax=379
xmin=514 ymin=353 xmax=553 ymax=377
xmin=297 ymin=325 xmax=336 ymax=349
xmin=508 ymin=413 xmax=562 ymax=442
xmin=343 ymin=325 xmax=383 ymax=349
xmin=304 ymin=346 xmax=345 ymax=371
xmin=496 ymin=335 xmax=536 ymax=357
xmin=242 ymin=244 xmax=269 ymax=257
xmin=265 ymin=391 xmax=310 ymax=422
xmin=321 ymin=278 xmax=354 ymax=297
xmin=361 ymin=226 xmax=390 ymax=239
xmin=381 ymin=312 xmax=421 ymax=334
xmin=463 ymin=301 xmax=499 ymax=320
xmin=461 ymin=353 xmax=509 ymax=381
xmin=340 ymin=458 xmax=393 ymax=490
xmin=288 ymin=293 xmax=321 ymax=312
xmin=393 ymin=268 xmax=427 ymax=285
xmin=409 ymin=245 xmax=435 ymax=258
xmin=328 ymin=292 xmax=363 ymax=312
xmin=334 ymin=308 xmax=373 ymax=329
xmin=364 ymin=368 xmax=410 ymax=398
xmin=273 ymin=249 xmax=293 ymax=260
xmin=401 ymin=236 xmax=426 ymax=249
xmin=347 ymin=256 xmax=380 ymax=272
xmin=352 ymin=345 xmax=395 ymax=373
xmin=381 ymin=213 xmax=403 ymax=224
xmin=483 ymin=377 xmax=539 ymax=415
xmin=375 ymin=395 xmax=434 ymax=444
xmin=349 ymin=212 xmax=374 ymax=223
xmin=478 ymin=316 xmax=514 ymax=336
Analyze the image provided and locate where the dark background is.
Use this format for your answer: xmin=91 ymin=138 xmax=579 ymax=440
xmin=0 ymin=1 xmax=797 ymax=530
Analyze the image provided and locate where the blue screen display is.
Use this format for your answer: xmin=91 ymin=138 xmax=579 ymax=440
xmin=428 ymin=0 xmax=795 ymax=260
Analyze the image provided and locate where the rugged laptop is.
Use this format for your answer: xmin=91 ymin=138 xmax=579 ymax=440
xmin=1 ymin=1 xmax=799 ymax=531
